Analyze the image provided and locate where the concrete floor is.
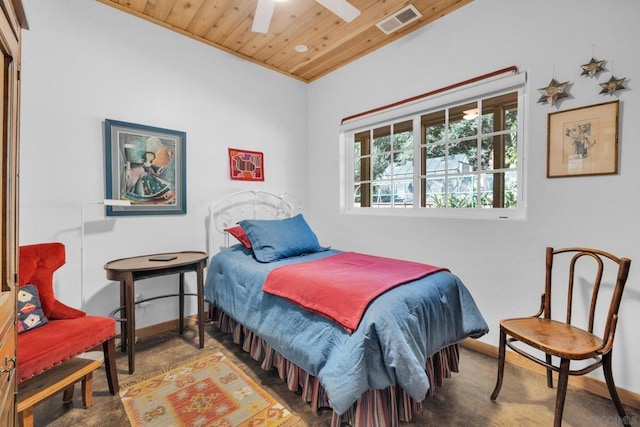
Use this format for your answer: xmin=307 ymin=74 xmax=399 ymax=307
xmin=30 ymin=324 xmax=640 ymax=426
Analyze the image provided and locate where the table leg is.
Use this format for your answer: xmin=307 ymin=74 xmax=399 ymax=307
xmin=19 ymin=407 xmax=33 ymax=427
xmin=120 ymin=281 xmax=127 ymax=353
xmin=179 ymin=273 xmax=185 ymax=335
xmin=197 ymin=261 xmax=205 ymax=349
xmin=124 ymin=274 xmax=136 ymax=374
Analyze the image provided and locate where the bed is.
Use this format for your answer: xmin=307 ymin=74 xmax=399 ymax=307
xmin=204 ymin=190 xmax=489 ymax=426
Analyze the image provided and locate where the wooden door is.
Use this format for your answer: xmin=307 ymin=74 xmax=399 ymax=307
xmin=0 ymin=1 xmax=25 ymax=425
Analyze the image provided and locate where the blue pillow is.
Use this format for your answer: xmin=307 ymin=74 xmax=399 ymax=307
xmin=238 ymin=214 xmax=323 ymax=262
xmin=17 ymin=284 xmax=49 ymax=333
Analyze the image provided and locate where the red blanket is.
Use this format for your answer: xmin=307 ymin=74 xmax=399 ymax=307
xmin=262 ymin=252 xmax=448 ymax=333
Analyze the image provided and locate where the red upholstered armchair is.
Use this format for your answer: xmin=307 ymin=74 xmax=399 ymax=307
xmin=17 ymin=242 xmax=119 ymax=394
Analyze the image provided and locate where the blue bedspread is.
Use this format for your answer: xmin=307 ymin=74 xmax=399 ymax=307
xmin=204 ymin=245 xmax=489 ymax=415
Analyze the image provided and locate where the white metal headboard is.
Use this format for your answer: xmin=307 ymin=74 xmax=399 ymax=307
xmin=207 ymin=190 xmax=300 ymax=256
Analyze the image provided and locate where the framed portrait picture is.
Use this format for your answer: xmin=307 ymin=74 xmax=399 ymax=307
xmin=104 ymin=119 xmax=187 ymax=216
xmin=228 ymin=148 xmax=264 ymax=181
xmin=547 ymin=100 xmax=619 ymax=178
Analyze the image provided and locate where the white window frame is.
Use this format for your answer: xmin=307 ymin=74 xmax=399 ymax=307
xmin=340 ymin=72 xmax=527 ymax=220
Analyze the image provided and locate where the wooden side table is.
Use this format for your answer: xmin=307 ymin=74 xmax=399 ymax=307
xmin=104 ymin=251 xmax=208 ymax=374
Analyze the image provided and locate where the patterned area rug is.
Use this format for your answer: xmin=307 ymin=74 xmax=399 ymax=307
xmin=120 ymin=351 xmax=300 ymax=426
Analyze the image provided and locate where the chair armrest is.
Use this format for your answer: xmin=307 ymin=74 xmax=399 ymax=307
xmin=49 ymin=301 xmax=85 ymax=320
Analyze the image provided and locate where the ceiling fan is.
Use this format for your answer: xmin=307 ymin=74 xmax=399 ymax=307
xmin=252 ymin=0 xmax=361 ymax=33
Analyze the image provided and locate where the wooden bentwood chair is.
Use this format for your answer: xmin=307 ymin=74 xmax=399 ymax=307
xmin=490 ymin=247 xmax=632 ymax=427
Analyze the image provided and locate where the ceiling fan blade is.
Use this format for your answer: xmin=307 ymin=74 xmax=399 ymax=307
xmin=316 ymin=0 xmax=360 ymax=22
xmin=252 ymin=0 xmax=276 ymax=33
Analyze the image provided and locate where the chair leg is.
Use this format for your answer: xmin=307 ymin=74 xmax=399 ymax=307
xmin=81 ymin=371 xmax=94 ymax=408
xmin=62 ymin=385 xmax=74 ymax=404
xmin=103 ymin=338 xmax=120 ymax=395
xmin=490 ymin=329 xmax=507 ymax=400
xmin=546 ymin=354 xmax=553 ymax=388
xmin=602 ymin=352 xmax=631 ymax=427
xmin=553 ymin=358 xmax=570 ymax=427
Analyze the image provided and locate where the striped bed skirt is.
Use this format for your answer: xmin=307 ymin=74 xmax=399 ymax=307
xmin=213 ymin=308 xmax=460 ymax=427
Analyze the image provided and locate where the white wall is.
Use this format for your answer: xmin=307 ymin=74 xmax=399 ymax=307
xmin=307 ymin=0 xmax=640 ymax=394
xmin=19 ymin=0 xmax=308 ymax=327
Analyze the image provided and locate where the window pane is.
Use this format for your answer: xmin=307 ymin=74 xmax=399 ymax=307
xmin=360 ymin=156 xmax=371 ymax=182
xmin=393 ymin=133 xmax=413 ymax=152
xmin=505 ymin=106 xmax=518 ymax=129
xmin=481 ymin=111 xmax=494 ymax=134
xmin=354 ymin=157 xmax=361 ymax=181
xmin=392 ymin=122 xmax=413 ymax=167
xmin=393 ymin=119 xmax=413 ymax=133
xmin=425 ymin=177 xmax=445 ymax=207
xmin=371 ymin=181 xmax=392 ymax=206
xmin=354 ymin=131 xmax=370 ymax=153
xmin=360 ymin=182 xmax=371 ymax=207
xmin=422 ymin=110 xmax=445 ymax=144
xmin=478 ymin=171 xmax=518 ymax=208
xmin=481 ymin=133 xmax=518 ymax=170
xmin=393 ymin=151 xmax=413 ymax=166
xmin=505 ymin=131 xmax=518 ymax=168
xmin=394 ymin=179 xmax=413 ymax=206
xmin=353 ymin=185 xmax=361 ymax=207
xmin=480 ymin=137 xmax=495 ymax=170
xmin=479 ymin=173 xmax=494 ymax=207
xmin=372 ymin=154 xmax=391 ymax=180
xmin=449 ymin=139 xmax=477 ymax=172
xmin=355 ymin=155 xmax=371 ymax=184
xmin=490 ymin=170 xmax=518 ymax=208
xmin=482 ymin=92 xmax=518 ymax=134
xmin=449 ymin=102 xmax=478 ymax=140
xmin=373 ymin=125 xmax=391 ymax=139
xmin=372 ymin=136 xmax=390 ymax=155
xmin=503 ymin=170 xmax=518 ymax=208
xmin=372 ymin=125 xmax=391 ymax=155
xmin=424 ymin=145 xmax=447 ymax=174
xmin=447 ymin=175 xmax=475 ymax=208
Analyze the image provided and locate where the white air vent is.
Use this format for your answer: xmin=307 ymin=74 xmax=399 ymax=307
xmin=376 ymin=5 xmax=422 ymax=35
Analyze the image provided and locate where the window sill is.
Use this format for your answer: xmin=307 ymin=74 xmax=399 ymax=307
xmin=342 ymin=206 xmax=526 ymax=221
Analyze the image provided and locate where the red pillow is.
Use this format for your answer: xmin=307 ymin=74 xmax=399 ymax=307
xmin=224 ymin=225 xmax=252 ymax=248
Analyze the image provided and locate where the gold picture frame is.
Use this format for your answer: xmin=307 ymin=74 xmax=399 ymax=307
xmin=547 ymin=100 xmax=619 ymax=178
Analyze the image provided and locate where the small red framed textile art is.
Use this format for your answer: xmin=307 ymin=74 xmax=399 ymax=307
xmin=228 ymin=148 xmax=264 ymax=181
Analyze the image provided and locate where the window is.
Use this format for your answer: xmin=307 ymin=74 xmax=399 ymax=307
xmin=344 ymin=73 xmax=525 ymax=219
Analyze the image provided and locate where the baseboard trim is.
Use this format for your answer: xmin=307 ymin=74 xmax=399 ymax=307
xmin=122 ymin=315 xmax=201 ymax=341
xmin=461 ymin=338 xmax=640 ymax=411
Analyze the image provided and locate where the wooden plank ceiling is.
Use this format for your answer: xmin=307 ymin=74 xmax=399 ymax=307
xmin=97 ymin=0 xmax=473 ymax=83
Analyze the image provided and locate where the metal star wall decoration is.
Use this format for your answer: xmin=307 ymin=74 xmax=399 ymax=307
xmin=537 ymin=79 xmax=570 ymax=106
xmin=580 ymin=57 xmax=605 ymax=77
xmin=599 ymin=75 xmax=626 ymax=95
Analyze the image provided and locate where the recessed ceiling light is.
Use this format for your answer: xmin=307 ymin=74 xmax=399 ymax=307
xmin=295 ymin=44 xmax=309 ymax=53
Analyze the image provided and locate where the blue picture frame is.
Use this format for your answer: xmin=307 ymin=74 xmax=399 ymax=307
xmin=104 ymin=119 xmax=187 ymax=216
